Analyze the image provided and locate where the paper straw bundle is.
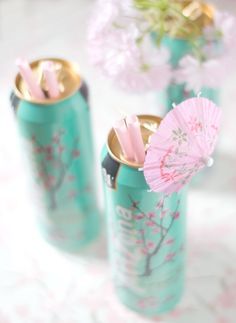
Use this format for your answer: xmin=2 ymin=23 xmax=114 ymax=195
xmin=114 ymin=115 xmax=145 ymax=165
xmin=16 ymin=58 xmax=60 ymax=100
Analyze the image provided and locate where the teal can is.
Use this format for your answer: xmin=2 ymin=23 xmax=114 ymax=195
xmin=162 ymin=36 xmax=219 ymax=111
xmin=151 ymin=0 xmax=219 ymax=112
xmin=11 ymin=58 xmax=100 ymax=251
xmin=101 ymin=115 xmax=187 ymax=316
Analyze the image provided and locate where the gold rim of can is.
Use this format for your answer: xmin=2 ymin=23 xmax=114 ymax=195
xmin=107 ymin=114 xmax=162 ymax=169
xmin=14 ymin=57 xmax=82 ymax=105
xmin=167 ymin=1 xmax=215 ymax=39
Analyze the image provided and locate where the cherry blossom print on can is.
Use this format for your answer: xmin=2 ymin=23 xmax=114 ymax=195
xmin=101 ymin=115 xmax=187 ymax=316
xmin=11 ymin=58 xmax=100 ymax=252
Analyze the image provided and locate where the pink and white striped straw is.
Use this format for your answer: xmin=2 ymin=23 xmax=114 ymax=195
xmin=41 ymin=61 xmax=60 ymax=99
xmin=114 ymin=119 xmax=135 ymax=161
xmin=126 ymin=115 xmax=145 ymax=164
xmin=16 ymin=58 xmax=45 ymax=100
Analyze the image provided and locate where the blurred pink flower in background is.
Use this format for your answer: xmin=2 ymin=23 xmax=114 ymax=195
xmin=116 ymin=43 xmax=171 ymax=92
xmin=214 ymin=11 xmax=236 ymax=49
xmin=174 ymin=55 xmax=227 ymax=92
xmin=175 ymin=11 xmax=236 ymax=92
xmin=87 ymin=0 xmax=171 ymax=92
xmin=88 ymin=1 xmax=236 ymax=93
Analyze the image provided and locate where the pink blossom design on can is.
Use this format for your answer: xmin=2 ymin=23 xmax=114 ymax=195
xmin=127 ymin=195 xmax=182 ymax=277
xmin=72 ymin=149 xmax=80 ymax=158
xmin=165 ymin=238 xmax=174 ymax=245
xmin=29 ymin=130 xmax=81 ymax=209
xmin=134 ymin=214 xmax=144 ymax=220
xmin=165 ymin=252 xmax=176 ymax=262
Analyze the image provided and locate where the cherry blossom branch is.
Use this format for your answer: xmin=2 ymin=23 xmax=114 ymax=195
xmin=128 ymin=195 xmax=168 ymax=232
xmin=31 ymin=133 xmax=80 ymax=209
xmin=150 ymin=243 xmax=183 ymax=275
xmin=141 ymin=199 xmax=180 ymax=277
xmin=140 ymin=226 xmax=147 ymax=250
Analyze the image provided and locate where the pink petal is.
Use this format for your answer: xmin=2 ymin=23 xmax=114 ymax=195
xmin=134 ymin=214 xmax=144 ymax=220
xmin=165 ymin=252 xmax=176 ymax=262
xmin=165 ymin=238 xmax=174 ymax=245
xmin=146 ymin=221 xmax=155 ymax=227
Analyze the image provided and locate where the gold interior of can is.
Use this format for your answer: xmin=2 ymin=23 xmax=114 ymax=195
xmin=14 ymin=58 xmax=81 ymax=104
xmin=166 ymin=0 xmax=215 ymax=38
xmin=107 ymin=115 xmax=162 ymax=169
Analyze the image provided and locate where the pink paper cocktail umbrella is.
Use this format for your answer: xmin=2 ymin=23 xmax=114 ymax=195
xmin=144 ymin=97 xmax=222 ymax=194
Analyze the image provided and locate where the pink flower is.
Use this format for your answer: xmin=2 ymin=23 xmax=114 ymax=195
xmin=46 ymin=154 xmax=53 ymax=161
xmin=175 ymin=17 xmax=236 ymax=93
xmin=88 ymin=0 xmax=119 ymax=41
xmin=45 ymin=145 xmax=53 ymax=155
xmin=175 ymin=55 xmax=227 ymax=92
xmin=72 ymin=149 xmax=80 ymax=158
xmin=201 ymin=11 xmax=236 ymax=83
xmin=115 ymin=43 xmax=171 ymax=92
xmin=58 ymin=145 xmax=65 ymax=154
xmin=146 ymin=221 xmax=155 ymax=227
xmin=38 ymin=171 xmax=45 ymax=178
xmin=147 ymin=212 xmax=155 ymax=219
xmin=165 ymin=238 xmax=174 ymax=245
xmin=147 ymin=241 xmax=155 ymax=249
xmin=165 ymin=252 xmax=176 ymax=262
xmin=188 ymin=117 xmax=203 ymax=133
xmin=44 ymin=175 xmax=56 ymax=189
xmin=136 ymin=239 xmax=143 ymax=245
xmin=172 ymin=211 xmax=180 ymax=219
xmin=89 ymin=25 xmax=140 ymax=76
xmin=160 ymin=210 xmax=167 ymax=219
xmin=141 ymin=247 xmax=148 ymax=255
xmin=134 ymin=214 xmax=144 ymax=220
xmin=34 ymin=146 xmax=43 ymax=154
xmin=87 ymin=1 xmax=171 ymax=92
xmin=138 ymin=297 xmax=158 ymax=309
xmin=138 ymin=300 xmax=146 ymax=309
xmin=152 ymin=228 xmax=160 ymax=234
xmin=211 ymin=11 xmax=236 ymax=50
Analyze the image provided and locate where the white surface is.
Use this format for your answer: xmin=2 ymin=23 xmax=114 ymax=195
xmin=0 ymin=1 xmax=236 ymax=322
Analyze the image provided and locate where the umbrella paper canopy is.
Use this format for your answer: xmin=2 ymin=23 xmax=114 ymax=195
xmin=144 ymin=97 xmax=222 ymax=194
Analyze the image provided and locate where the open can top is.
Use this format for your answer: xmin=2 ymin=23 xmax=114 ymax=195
xmin=14 ymin=58 xmax=82 ymax=105
xmin=107 ymin=115 xmax=162 ymax=169
xmin=166 ymin=0 xmax=215 ymax=38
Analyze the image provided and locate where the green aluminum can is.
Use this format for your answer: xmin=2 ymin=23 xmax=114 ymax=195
xmin=101 ymin=115 xmax=187 ymax=316
xmin=162 ymin=36 xmax=219 ymax=110
xmin=11 ymin=58 xmax=99 ymax=251
xmin=152 ymin=1 xmax=219 ymax=112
